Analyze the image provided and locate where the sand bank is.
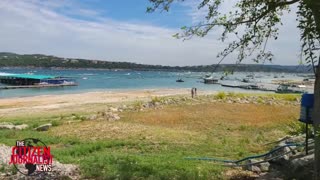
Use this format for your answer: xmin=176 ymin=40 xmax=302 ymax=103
xmin=0 ymin=88 xmax=216 ymax=117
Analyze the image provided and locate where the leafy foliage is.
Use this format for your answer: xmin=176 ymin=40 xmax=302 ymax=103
xmin=297 ymin=2 xmax=320 ymax=73
xmin=148 ymin=0 xmax=320 ymax=68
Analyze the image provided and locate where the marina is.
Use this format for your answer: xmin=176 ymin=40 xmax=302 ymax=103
xmin=0 ymin=68 xmax=314 ymax=98
xmin=0 ymin=83 xmax=77 ymax=90
xmin=0 ymin=72 xmax=77 ymax=90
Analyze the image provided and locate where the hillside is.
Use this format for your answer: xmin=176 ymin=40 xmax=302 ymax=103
xmin=0 ymin=52 xmax=311 ymax=73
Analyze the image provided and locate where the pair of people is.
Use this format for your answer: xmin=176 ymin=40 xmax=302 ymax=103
xmin=191 ymin=87 xmax=197 ymax=98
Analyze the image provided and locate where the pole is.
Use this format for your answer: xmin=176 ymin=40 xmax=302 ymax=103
xmin=306 ymin=123 xmax=309 ymax=155
xmin=306 ymin=108 xmax=309 ymax=155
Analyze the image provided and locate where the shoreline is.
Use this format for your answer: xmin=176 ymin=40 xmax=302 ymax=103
xmin=0 ymin=87 xmax=202 ymax=100
xmin=0 ymin=88 xmax=216 ymax=117
xmin=0 ymin=87 xmax=300 ymax=119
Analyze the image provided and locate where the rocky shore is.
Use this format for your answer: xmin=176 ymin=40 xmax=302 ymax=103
xmin=225 ymin=134 xmax=315 ymax=179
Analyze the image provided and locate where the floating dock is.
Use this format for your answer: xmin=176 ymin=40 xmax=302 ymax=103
xmin=221 ymin=84 xmax=275 ymax=92
xmin=0 ymin=73 xmax=77 ymax=89
xmin=0 ymin=83 xmax=77 ymax=90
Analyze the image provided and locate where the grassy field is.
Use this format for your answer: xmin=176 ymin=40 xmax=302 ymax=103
xmin=0 ymin=93 xmax=300 ymax=179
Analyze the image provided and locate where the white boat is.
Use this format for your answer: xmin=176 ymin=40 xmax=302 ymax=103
xmin=204 ymin=76 xmax=219 ymax=84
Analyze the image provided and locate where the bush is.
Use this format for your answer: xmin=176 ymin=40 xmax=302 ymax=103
xmin=282 ymin=94 xmax=300 ymax=102
xmin=32 ymin=123 xmax=39 ymax=129
xmin=257 ymin=97 xmax=264 ymax=104
xmin=286 ymin=121 xmax=311 ymax=136
xmin=151 ymin=96 xmax=163 ymax=104
xmin=51 ymin=120 xmax=62 ymax=127
xmin=13 ymin=121 xmax=23 ymax=125
xmin=215 ymin=92 xmax=226 ymax=100
xmin=132 ymin=101 xmax=143 ymax=110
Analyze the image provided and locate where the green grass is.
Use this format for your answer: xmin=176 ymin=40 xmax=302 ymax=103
xmin=0 ymin=128 xmax=225 ymax=179
xmin=80 ymin=153 xmax=223 ymax=179
xmin=0 ymin=94 xmax=301 ymax=179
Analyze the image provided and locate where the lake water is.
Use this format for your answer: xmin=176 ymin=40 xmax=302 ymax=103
xmin=0 ymin=68 xmax=311 ymax=98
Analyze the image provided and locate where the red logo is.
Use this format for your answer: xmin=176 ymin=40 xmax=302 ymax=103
xmin=9 ymin=138 xmax=53 ymax=176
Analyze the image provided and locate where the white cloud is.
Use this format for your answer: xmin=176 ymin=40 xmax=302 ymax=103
xmin=0 ymin=0 xmax=302 ymax=66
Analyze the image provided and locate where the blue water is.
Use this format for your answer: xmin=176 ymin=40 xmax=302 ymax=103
xmin=0 ymin=68 xmax=307 ymax=98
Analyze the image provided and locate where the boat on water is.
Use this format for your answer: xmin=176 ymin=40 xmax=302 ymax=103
xmin=246 ymin=74 xmax=254 ymax=79
xmin=241 ymin=78 xmax=250 ymax=83
xmin=238 ymin=84 xmax=259 ymax=90
xmin=203 ymin=76 xmax=219 ymax=84
xmin=275 ymin=84 xmax=307 ymax=94
xmin=176 ymin=79 xmax=184 ymax=82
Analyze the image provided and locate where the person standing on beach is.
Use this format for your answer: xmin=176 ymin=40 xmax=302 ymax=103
xmin=191 ymin=88 xmax=194 ymax=98
xmin=194 ymin=88 xmax=197 ymax=97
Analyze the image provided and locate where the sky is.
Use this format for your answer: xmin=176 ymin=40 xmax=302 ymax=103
xmin=0 ymin=0 xmax=302 ymax=66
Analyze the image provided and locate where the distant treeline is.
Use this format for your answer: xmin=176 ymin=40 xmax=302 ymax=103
xmin=0 ymin=52 xmax=311 ymax=73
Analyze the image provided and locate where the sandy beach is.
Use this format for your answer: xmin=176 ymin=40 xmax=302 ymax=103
xmin=0 ymin=88 xmax=216 ymax=118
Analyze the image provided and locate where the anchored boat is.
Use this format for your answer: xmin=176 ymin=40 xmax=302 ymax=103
xmin=204 ymin=77 xmax=219 ymax=84
xmin=275 ymin=84 xmax=306 ymax=94
xmin=176 ymin=79 xmax=184 ymax=82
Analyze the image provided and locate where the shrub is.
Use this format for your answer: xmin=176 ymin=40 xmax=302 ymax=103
xmin=151 ymin=96 xmax=163 ymax=104
xmin=282 ymin=94 xmax=300 ymax=102
xmin=215 ymin=92 xmax=226 ymax=100
xmin=132 ymin=101 xmax=144 ymax=110
xmin=257 ymin=97 xmax=264 ymax=104
xmin=286 ymin=121 xmax=311 ymax=136
xmin=32 ymin=123 xmax=39 ymax=129
xmin=13 ymin=121 xmax=23 ymax=125
xmin=51 ymin=120 xmax=62 ymax=127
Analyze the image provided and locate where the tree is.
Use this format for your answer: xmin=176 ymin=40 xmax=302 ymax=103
xmin=148 ymin=0 xmax=320 ymax=179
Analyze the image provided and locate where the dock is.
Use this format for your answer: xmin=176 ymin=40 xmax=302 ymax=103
xmin=0 ymin=73 xmax=77 ymax=89
xmin=0 ymin=83 xmax=78 ymax=90
xmin=221 ymin=84 xmax=275 ymax=92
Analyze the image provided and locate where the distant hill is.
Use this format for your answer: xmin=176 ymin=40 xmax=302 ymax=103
xmin=0 ymin=52 xmax=312 ymax=73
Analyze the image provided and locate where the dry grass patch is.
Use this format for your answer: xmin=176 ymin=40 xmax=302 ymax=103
xmin=50 ymin=101 xmax=298 ymax=157
xmin=50 ymin=120 xmax=206 ymax=144
xmin=124 ymin=102 xmax=299 ymax=130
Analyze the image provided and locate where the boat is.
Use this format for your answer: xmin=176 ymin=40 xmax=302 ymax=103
xmin=176 ymin=79 xmax=184 ymax=82
xmin=275 ymin=84 xmax=306 ymax=94
xmin=246 ymin=74 xmax=254 ymax=79
xmin=220 ymin=76 xmax=232 ymax=80
xmin=242 ymin=78 xmax=250 ymax=83
xmin=238 ymin=84 xmax=259 ymax=90
xmin=203 ymin=77 xmax=219 ymax=84
xmin=38 ymin=82 xmax=49 ymax=85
